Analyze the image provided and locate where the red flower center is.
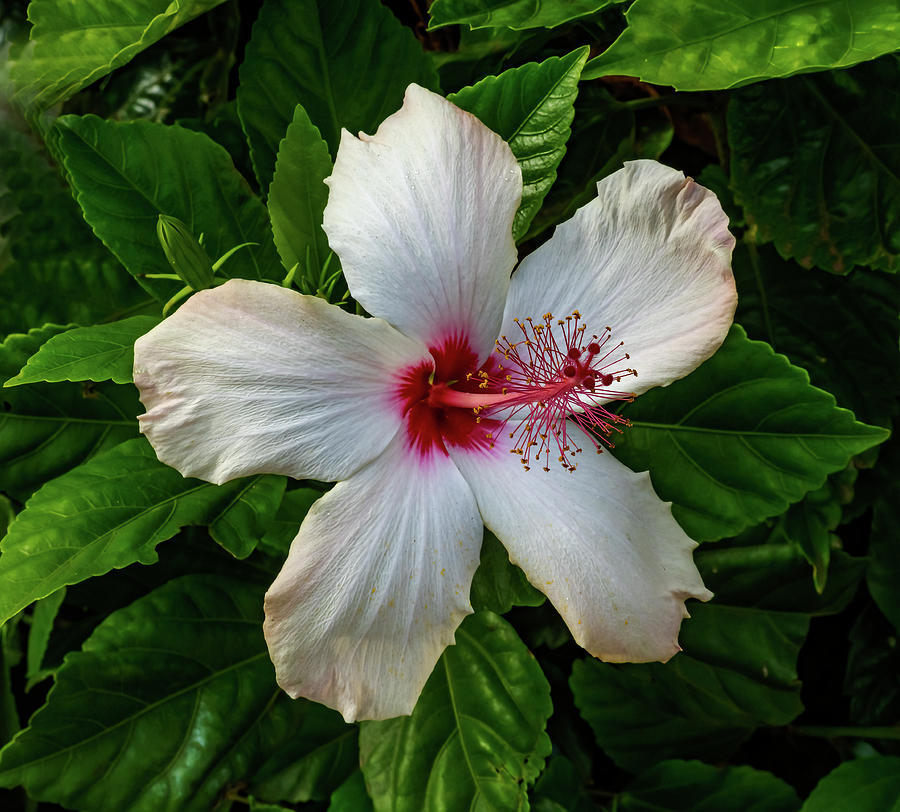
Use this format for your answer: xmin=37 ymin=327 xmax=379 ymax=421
xmin=396 ymin=313 xmax=636 ymax=470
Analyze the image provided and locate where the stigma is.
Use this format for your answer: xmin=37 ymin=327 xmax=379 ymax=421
xmin=430 ymin=312 xmax=636 ymax=472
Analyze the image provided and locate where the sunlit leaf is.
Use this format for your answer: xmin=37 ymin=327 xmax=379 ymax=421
xmin=6 ymin=315 xmax=159 ymax=386
xmin=583 ymin=0 xmax=900 ymax=90
xmin=55 ymin=115 xmax=280 ymax=300
xmin=237 ymin=0 xmax=439 ymax=187
xmin=429 ymin=0 xmax=616 ymax=30
xmin=359 ymin=611 xmax=552 ymax=811
xmin=11 ymin=0 xmax=226 ymax=111
xmin=729 ymin=58 xmax=900 ymax=273
xmin=613 ymin=325 xmax=889 ymax=541
xmin=450 ymin=47 xmax=588 ymax=240
xmin=0 ymin=438 xmax=284 ymax=625
xmin=0 ymin=575 xmax=352 ymax=811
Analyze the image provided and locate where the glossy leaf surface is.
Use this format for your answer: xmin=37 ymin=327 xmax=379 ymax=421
xmin=800 ymin=756 xmax=900 ymax=811
xmin=429 ymin=0 xmax=615 ymax=30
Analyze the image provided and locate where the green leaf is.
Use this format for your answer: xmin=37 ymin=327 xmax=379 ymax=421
xmin=734 ymin=243 xmax=900 ymax=425
xmin=612 ymin=325 xmax=889 ymax=541
xmin=329 ymin=771 xmax=374 ymax=812
xmin=0 ymin=438 xmax=284 ymax=626
xmin=470 ymin=529 xmax=544 ymax=614
xmin=729 ymin=58 xmax=900 ymax=273
xmin=800 ymin=756 xmax=900 ymax=811
xmin=11 ymin=0 xmax=227 ymax=111
xmin=54 ymin=115 xmax=280 ymax=300
xmin=24 ymin=587 xmax=65 ymax=689
xmin=0 ymin=325 xmax=141 ymax=501
xmin=6 ymin=315 xmax=159 ymax=387
xmin=429 ymin=0 xmax=616 ymax=30
xmin=450 ymin=47 xmax=588 ymax=241
xmin=618 ymin=759 xmax=800 ymax=812
xmin=0 ymin=574 xmax=352 ymax=811
xmin=257 ymin=487 xmax=323 ymax=557
xmin=583 ymin=0 xmax=900 ymax=90
xmin=208 ymin=475 xmax=287 ymax=559
xmin=697 ymin=545 xmax=865 ymax=618
xmin=268 ymin=104 xmax=334 ymax=274
xmin=845 ymin=605 xmax=900 ymax=727
xmin=869 ymin=471 xmax=900 ymax=633
xmin=571 ymin=602 xmax=807 ymax=772
xmin=237 ymin=0 xmax=439 ymax=187
xmin=359 ymin=611 xmax=552 ymax=811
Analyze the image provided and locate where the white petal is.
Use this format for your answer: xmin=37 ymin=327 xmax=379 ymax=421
xmin=323 ymin=83 xmax=521 ymax=359
xmin=450 ymin=426 xmax=712 ymax=662
xmin=134 ymin=279 xmax=426 ymax=484
xmin=504 ymin=160 xmax=736 ymax=396
xmin=263 ymin=435 xmax=482 ymax=722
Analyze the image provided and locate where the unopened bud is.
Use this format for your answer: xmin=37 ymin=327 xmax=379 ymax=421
xmin=157 ymin=215 xmax=215 ymax=290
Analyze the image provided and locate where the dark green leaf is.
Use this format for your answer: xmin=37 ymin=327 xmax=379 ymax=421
xmin=0 ymin=438 xmax=283 ymax=625
xmin=734 ymin=243 xmax=900 ymax=425
xmin=268 ymin=104 xmax=334 ymax=275
xmin=329 ymin=771 xmax=374 ymax=812
xmin=845 ymin=605 xmax=900 ymax=727
xmin=618 ymin=759 xmax=800 ymax=811
xmin=257 ymin=487 xmax=323 ymax=557
xmin=237 ymin=0 xmax=439 ymax=186
xmin=450 ymin=47 xmax=588 ymax=241
xmin=0 ymin=575 xmax=351 ymax=811
xmin=571 ymin=602 xmax=807 ymax=771
xmin=208 ymin=474 xmax=287 ymax=559
xmin=869 ymin=472 xmax=900 ymax=633
xmin=0 ymin=325 xmax=141 ymax=501
xmin=6 ymin=315 xmax=159 ymax=386
xmin=800 ymin=756 xmax=900 ymax=811
xmin=429 ymin=0 xmax=616 ymax=30
xmin=10 ymin=0 xmax=227 ymax=111
xmin=359 ymin=611 xmax=552 ymax=811
xmin=729 ymin=58 xmax=900 ymax=273
xmin=612 ymin=325 xmax=888 ymax=541
xmin=470 ymin=529 xmax=544 ymax=614
xmin=583 ymin=0 xmax=900 ymax=90
xmin=55 ymin=115 xmax=280 ymax=300
xmin=24 ymin=587 xmax=65 ymax=689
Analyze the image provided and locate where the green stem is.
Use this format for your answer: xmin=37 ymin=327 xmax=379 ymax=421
xmin=794 ymin=725 xmax=900 ymax=741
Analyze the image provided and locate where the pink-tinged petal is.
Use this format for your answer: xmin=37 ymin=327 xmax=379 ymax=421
xmin=134 ymin=279 xmax=426 ymax=484
xmin=450 ymin=427 xmax=712 ymax=662
xmin=323 ymin=83 xmax=521 ymax=359
xmin=503 ymin=160 xmax=736 ymax=397
xmin=263 ymin=436 xmax=482 ymax=722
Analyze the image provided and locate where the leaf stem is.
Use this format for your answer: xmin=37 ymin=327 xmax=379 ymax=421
xmin=793 ymin=725 xmax=900 ymax=740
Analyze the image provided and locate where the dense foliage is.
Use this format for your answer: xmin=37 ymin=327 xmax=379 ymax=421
xmin=1 ymin=1 xmax=899 ymax=809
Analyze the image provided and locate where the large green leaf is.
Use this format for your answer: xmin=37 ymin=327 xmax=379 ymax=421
xmin=869 ymin=457 xmax=900 ymax=633
xmin=0 ymin=438 xmax=284 ymax=626
xmin=267 ymin=104 xmax=334 ymax=275
xmin=734 ymin=243 xmax=900 ymax=425
xmin=729 ymin=58 xmax=900 ymax=273
xmin=0 ymin=326 xmax=141 ymax=501
xmin=570 ymin=602 xmax=807 ymax=772
xmin=429 ymin=0 xmax=616 ymax=30
xmin=450 ymin=47 xmax=587 ymax=241
xmin=0 ymin=575 xmax=354 ymax=811
xmin=10 ymin=0 xmax=226 ymax=111
xmin=583 ymin=0 xmax=900 ymax=90
xmin=54 ymin=115 xmax=280 ymax=300
xmin=800 ymin=757 xmax=900 ymax=811
xmin=470 ymin=529 xmax=544 ymax=614
xmin=612 ymin=325 xmax=888 ymax=541
xmin=845 ymin=606 xmax=900 ymax=727
xmin=6 ymin=315 xmax=160 ymax=386
xmin=618 ymin=760 xmax=800 ymax=812
xmin=359 ymin=611 xmax=552 ymax=811
xmin=237 ymin=0 xmax=439 ymax=188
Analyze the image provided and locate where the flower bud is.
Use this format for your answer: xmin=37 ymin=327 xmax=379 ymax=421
xmin=156 ymin=214 xmax=215 ymax=291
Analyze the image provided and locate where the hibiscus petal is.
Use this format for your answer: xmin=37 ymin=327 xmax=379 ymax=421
xmin=503 ymin=160 xmax=736 ymax=396
xmin=263 ymin=435 xmax=482 ymax=722
xmin=323 ymin=83 xmax=522 ymax=359
xmin=450 ymin=426 xmax=712 ymax=663
xmin=134 ymin=279 xmax=426 ymax=484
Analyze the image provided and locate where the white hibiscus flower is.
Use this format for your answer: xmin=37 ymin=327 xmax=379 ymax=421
xmin=133 ymin=84 xmax=736 ymax=723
